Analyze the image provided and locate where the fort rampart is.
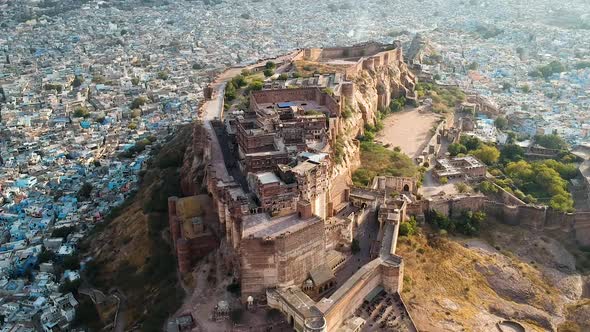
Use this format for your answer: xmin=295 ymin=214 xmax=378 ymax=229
xmin=417 ymin=194 xmax=590 ymax=246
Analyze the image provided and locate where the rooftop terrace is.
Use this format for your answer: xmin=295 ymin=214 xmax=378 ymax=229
xmin=241 ymin=212 xmax=321 ymax=239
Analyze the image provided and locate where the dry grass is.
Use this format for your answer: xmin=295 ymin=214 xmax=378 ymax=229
xmin=397 ymin=229 xmax=568 ymax=331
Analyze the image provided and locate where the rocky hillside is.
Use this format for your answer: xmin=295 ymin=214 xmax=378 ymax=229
xmin=179 ymin=121 xmax=209 ymax=196
xmin=398 ymin=222 xmax=590 ymax=332
xmin=334 ymin=60 xmax=416 ymax=177
xmin=83 ymin=124 xmax=202 ymax=331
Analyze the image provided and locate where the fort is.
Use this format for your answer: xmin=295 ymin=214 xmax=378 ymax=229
xmin=171 ymin=41 xmax=590 ymax=331
xmin=170 ymin=42 xmax=423 ymax=331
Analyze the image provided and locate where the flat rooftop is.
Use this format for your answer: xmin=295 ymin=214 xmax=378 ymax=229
xmin=242 ymin=212 xmax=321 ymax=239
xmin=274 ymin=287 xmax=319 ymax=320
xmin=291 ymin=160 xmax=319 ymax=175
xmin=255 ymin=171 xmax=281 ymax=185
xmin=256 ymin=100 xmax=329 ymax=115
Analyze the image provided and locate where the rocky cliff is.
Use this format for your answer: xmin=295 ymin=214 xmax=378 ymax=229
xmin=333 ymin=58 xmax=416 ymax=177
xmin=179 ymin=121 xmax=209 ymax=196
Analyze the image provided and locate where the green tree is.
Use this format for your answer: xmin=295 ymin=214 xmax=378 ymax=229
xmin=248 ymin=80 xmax=264 ymax=91
xmin=37 ymin=248 xmax=56 ymax=264
xmin=130 ymin=96 xmax=148 ymax=109
xmin=534 ymin=134 xmax=568 ymax=150
xmin=542 ymin=159 xmax=578 ymax=180
xmin=224 ymin=81 xmax=237 ymax=101
xmin=478 ymin=181 xmax=499 ymax=194
xmin=455 ymin=182 xmax=470 ymax=193
xmin=500 ymin=144 xmax=524 ymax=163
xmin=72 ymin=76 xmax=84 ymax=88
xmin=439 ymin=177 xmax=448 ymax=185
xmin=51 ymin=226 xmax=76 ymax=239
xmin=62 ymin=255 xmax=81 ymax=270
xmin=471 ymin=145 xmax=500 ymax=165
xmin=389 ymin=96 xmax=406 ymax=113
xmin=448 ymin=143 xmax=467 ymax=156
xmin=73 ymin=106 xmax=90 ymax=118
xmin=72 ymin=298 xmax=103 ymax=329
xmin=530 ymin=60 xmax=567 ymax=79
xmin=427 ymin=209 xmax=486 ymax=236
xmin=467 ymin=61 xmax=479 ymax=70
xmin=231 ymin=75 xmax=247 ymax=87
xmin=399 ymin=217 xmax=418 ymax=236
xmin=60 ymin=279 xmax=82 ymax=295
xmin=157 ymin=71 xmax=169 ymax=80
xmin=77 ymin=182 xmax=93 ymax=200
xmin=44 ymin=83 xmax=63 ymax=93
xmin=494 ymin=116 xmax=508 ymax=130
xmin=265 ymin=61 xmax=276 ymax=69
xmin=504 ymin=160 xmax=574 ymax=212
xmin=460 ymin=136 xmax=482 ymax=151
xmin=263 ymin=68 xmax=274 ymax=77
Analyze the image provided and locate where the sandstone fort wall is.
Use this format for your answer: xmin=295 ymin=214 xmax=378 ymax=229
xmin=423 ymin=195 xmax=590 ymax=246
xmin=322 ymin=260 xmax=383 ymax=332
xmin=241 ymin=239 xmax=279 ymax=300
xmin=276 ymin=220 xmax=326 ymax=287
xmin=240 ymin=219 xmax=326 ymax=301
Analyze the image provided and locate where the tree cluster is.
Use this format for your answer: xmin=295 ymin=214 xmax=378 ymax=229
xmin=77 ymin=182 xmax=93 ymax=201
xmin=72 ymin=76 xmax=84 ymax=88
xmin=130 ymin=96 xmax=148 ymax=109
xmin=44 ymin=83 xmax=63 ymax=93
xmin=494 ymin=116 xmax=508 ymax=130
xmin=426 ymin=209 xmax=486 ymax=236
xmin=73 ymin=106 xmax=90 ymax=118
xmin=416 ymin=83 xmax=466 ymax=113
xmin=389 ymin=96 xmax=406 ymax=113
xmin=399 ymin=217 xmax=418 ymax=236
xmin=449 ymin=136 xmax=500 ymax=165
xmin=529 ymin=60 xmax=567 ymax=79
xmin=157 ymin=70 xmax=169 ymax=80
xmin=504 ymin=159 xmax=575 ymax=212
xmin=534 ymin=134 xmax=568 ymax=150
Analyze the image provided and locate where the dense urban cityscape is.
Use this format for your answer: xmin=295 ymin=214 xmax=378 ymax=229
xmin=1 ymin=0 xmax=590 ymax=331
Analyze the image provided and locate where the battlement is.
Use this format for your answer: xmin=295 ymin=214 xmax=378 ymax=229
xmin=301 ymin=42 xmax=405 ymax=80
xmin=302 ymin=42 xmax=399 ymax=62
